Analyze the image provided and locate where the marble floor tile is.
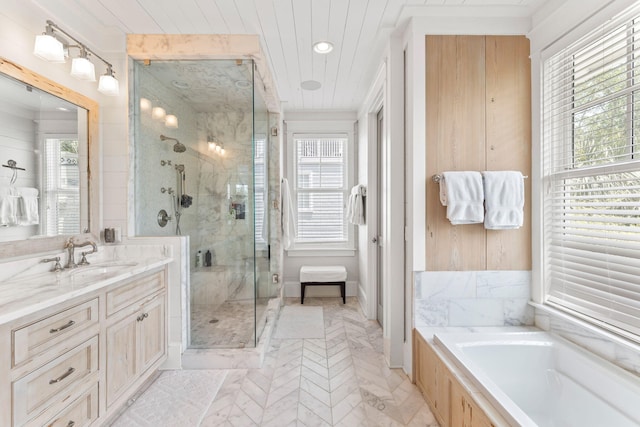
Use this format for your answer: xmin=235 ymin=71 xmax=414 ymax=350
xmin=108 ymin=297 xmax=438 ymax=426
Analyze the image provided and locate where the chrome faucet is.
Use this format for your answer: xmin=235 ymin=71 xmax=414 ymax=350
xmin=65 ymin=238 xmax=98 ymax=268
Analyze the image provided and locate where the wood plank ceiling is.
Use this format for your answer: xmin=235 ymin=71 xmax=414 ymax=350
xmin=30 ymin=0 xmax=548 ymax=112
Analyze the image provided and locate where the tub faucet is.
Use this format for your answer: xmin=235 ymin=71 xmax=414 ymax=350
xmin=65 ymin=238 xmax=98 ymax=268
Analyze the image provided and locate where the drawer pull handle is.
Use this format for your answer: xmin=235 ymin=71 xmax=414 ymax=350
xmin=50 ymin=320 xmax=75 ymax=333
xmin=137 ymin=312 xmax=149 ymax=322
xmin=67 ymin=421 xmax=75 ymax=427
xmin=49 ymin=367 xmax=75 ymax=384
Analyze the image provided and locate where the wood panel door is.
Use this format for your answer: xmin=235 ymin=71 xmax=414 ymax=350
xmin=426 ymin=35 xmax=487 ymax=271
xmin=139 ymin=295 xmax=166 ymax=373
xmin=105 ymin=315 xmax=137 ymax=406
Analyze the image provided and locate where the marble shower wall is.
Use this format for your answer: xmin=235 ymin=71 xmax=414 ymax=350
xmin=414 ymin=270 xmax=534 ymax=328
xmin=133 ymin=59 xmax=279 ymax=308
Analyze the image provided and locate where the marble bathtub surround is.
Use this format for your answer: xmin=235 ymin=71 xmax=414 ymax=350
xmin=414 ymin=270 xmax=533 ymax=328
xmin=534 ymin=305 xmax=640 ymax=378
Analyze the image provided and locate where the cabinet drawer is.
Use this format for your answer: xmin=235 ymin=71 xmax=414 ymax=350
xmin=13 ymin=299 xmax=98 ymax=368
xmin=106 ymin=270 xmax=164 ymax=317
xmin=40 ymin=383 xmax=98 ymax=427
xmin=13 ymin=336 xmax=99 ymax=426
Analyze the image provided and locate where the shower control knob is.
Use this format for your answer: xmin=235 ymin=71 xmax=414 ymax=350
xmin=157 ymin=209 xmax=172 ymax=227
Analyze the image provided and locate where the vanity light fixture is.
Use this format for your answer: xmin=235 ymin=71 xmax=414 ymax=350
xmin=313 ymin=41 xmax=334 ymax=54
xmin=33 ymin=22 xmax=65 ymax=62
xmin=165 ymin=114 xmax=179 ymax=128
xmin=70 ymin=47 xmax=96 ymax=81
xmin=97 ymin=65 xmax=119 ymax=96
xmin=34 ymin=20 xmax=119 ymax=96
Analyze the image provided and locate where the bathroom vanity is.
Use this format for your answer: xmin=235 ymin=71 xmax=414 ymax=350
xmin=0 ymin=255 xmax=171 ymax=427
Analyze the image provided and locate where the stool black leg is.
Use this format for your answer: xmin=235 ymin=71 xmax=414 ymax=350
xmin=341 ymin=282 xmax=345 ymax=304
xmin=301 ymin=283 xmax=306 ymax=304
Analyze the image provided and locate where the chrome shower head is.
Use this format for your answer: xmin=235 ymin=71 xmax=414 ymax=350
xmin=160 ymin=134 xmax=186 ymax=153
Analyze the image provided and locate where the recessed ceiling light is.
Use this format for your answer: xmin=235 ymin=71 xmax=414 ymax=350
xmin=301 ymin=80 xmax=322 ymax=91
xmin=56 ymin=107 xmax=70 ymax=112
xmin=313 ymin=41 xmax=333 ymax=54
xmin=171 ymin=80 xmax=190 ymax=89
xmin=235 ymin=80 xmax=251 ymax=89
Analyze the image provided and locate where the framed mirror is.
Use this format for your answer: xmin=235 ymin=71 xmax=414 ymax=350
xmin=0 ymin=58 xmax=99 ymax=257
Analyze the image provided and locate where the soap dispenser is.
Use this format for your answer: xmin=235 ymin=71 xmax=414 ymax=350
xmin=205 ymin=250 xmax=212 ymax=267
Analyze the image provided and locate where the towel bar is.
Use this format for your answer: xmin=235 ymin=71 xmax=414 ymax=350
xmin=432 ymin=173 xmax=528 ymax=183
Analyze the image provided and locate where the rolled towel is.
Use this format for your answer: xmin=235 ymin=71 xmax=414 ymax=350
xmin=482 ymin=171 xmax=524 ymax=230
xmin=440 ymin=171 xmax=484 ymax=225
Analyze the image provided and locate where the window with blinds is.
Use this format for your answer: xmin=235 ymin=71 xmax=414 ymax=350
xmin=254 ymin=137 xmax=267 ymax=245
xmin=44 ymin=138 xmax=81 ymax=236
xmin=294 ymin=135 xmax=348 ymax=244
xmin=542 ymin=3 xmax=640 ymax=336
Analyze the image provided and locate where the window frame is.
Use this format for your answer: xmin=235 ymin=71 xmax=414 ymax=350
xmin=285 ymin=122 xmax=355 ymax=255
xmin=541 ymin=4 xmax=640 ymax=340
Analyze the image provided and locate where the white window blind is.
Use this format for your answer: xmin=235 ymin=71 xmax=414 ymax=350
xmin=543 ymin=3 xmax=640 ymax=336
xmin=44 ymin=138 xmax=80 ymax=236
xmin=294 ymin=135 xmax=347 ymax=243
xmin=254 ymin=137 xmax=266 ymax=244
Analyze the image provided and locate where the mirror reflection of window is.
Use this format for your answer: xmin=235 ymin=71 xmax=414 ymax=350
xmin=43 ymin=138 xmax=80 ymax=236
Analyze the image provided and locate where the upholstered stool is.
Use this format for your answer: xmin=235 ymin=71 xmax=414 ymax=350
xmin=300 ymin=265 xmax=347 ymax=304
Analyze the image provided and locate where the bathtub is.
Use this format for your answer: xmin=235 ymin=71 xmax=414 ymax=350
xmin=434 ymin=331 xmax=640 ymax=427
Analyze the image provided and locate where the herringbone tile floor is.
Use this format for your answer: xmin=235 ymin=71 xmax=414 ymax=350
xmin=110 ymin=298 xmax=438 ymax=427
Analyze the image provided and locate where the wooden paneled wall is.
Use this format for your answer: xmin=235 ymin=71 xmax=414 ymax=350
xmin=425 ymin=36 xmax=531 ymax=271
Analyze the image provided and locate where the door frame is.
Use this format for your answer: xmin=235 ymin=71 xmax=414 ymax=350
xmin=362 ymin=64 xmax=385 ymax=322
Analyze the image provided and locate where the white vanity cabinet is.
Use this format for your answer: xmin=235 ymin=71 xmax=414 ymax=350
xmin=0 ymin=265 xmax=168 ymax=427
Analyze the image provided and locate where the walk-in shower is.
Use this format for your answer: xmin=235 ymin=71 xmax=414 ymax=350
xmin=131 ymin=59 xmax=277 ymax=350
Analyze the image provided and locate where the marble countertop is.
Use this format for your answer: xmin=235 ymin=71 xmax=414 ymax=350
xmin=0 ymin=256 xmax=172 ymax=325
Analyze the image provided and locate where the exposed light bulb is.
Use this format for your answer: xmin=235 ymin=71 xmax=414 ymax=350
xmin=140 ymin=98 xmax=152 ymax=112
xmin=152 ymin=107 xmax=166 ymax=120
xmin=165 ymin=114 xmax=178 ymax=128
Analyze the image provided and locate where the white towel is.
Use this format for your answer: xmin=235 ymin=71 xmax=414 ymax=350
xmin=281 ymin=178 xmax=297 ymax=250
xmin=346 ymin=184 xmax=366 ymax=225
xmin=0 ymin=187 xmax=19 ymax=226
xmin=440 ymin=172 xmax=484 ymax=225
xmin=17 ymin=187 xmax=39 ymax=225
xmin=482 ymin=171 xmax=524 ymax=230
